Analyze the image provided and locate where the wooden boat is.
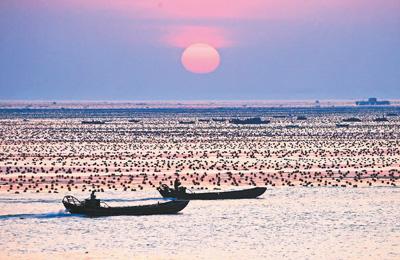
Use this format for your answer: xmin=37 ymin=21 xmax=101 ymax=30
xmin=157 ymin=185 xmax=266 ymax=200
xmin=62 ymin=195 xmax=189 ymax=217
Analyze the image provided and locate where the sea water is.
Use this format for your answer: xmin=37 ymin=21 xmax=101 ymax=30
xmin=0 ymin=187 xmax=399 ymax=259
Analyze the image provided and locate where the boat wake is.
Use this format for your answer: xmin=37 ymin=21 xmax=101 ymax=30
xmin=0 ymin=210 xmax=81 ymax=220
xmin=0 ymin=198 xmax=60 ymax=204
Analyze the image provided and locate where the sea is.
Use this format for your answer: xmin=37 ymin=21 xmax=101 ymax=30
xmin=1 ymin=187 xmax=399 ymax=259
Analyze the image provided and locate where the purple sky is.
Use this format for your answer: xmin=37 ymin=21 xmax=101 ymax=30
xmin=1 ymin=1 xmax=399 ymax=100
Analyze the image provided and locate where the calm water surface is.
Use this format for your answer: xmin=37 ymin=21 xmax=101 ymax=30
xmin=1 ymin=187 xmax=399 ymax=259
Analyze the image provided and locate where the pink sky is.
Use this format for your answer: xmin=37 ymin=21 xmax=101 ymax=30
xmin=10 ymin=0 xmax=400 ymax=48
xmin=49 ymin=0 xmax=400 ymax=20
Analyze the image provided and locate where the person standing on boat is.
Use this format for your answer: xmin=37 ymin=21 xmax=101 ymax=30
xmin=174 ymin=178 xmax=181 ymax=190
xmin=85 ymin=190 xmax=100 ymax=208
xmin=174 ymin=178 xmax=186 ymax=194
xmin=90 ymin=190 xmax=96 ymax=200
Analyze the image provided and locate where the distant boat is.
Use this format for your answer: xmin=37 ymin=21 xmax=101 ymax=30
xmin=336 ymin=123 xmax=350 ymax=128
xmin=386 ymin=113 xmax=398 ymax=117
xmin=286 ymin=124 xmax=300 ymax=129
xmin=212 ymin=118 xmax=226 ymax=122
xmin=128 ymin=119 xmax=141 ymax=123
xmin=296 ymin=116 xmax=307 ymax=120
xmin=229 ymin=117 xmax=270 ymax=125
xmin=342 ymin=117 xmax=362 ymax=122
xmin=62 ymin=195 xmax=189 ymax=217
xmin=158 ymin=185 xmax=266 ymax=200
xmin=179 ymin=121 xmax=195 ymax=124
xmin=374 ymin=117 xmax=388 ymax=122
xmin=81 ymin=120 xmax=105 ymax=125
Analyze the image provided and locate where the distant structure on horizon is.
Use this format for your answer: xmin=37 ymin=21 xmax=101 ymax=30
xmin=355 ymin=97 xmax=390 ymax=106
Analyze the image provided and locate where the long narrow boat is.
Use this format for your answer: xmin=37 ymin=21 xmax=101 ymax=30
xmin=62 ymin=195 xmax=189 ymax=217
xmin=157 ymin=185 xmax=266 ymax=200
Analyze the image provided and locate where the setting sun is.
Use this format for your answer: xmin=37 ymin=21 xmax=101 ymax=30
xmin=181 ymin=43 xmax=220 ymax=74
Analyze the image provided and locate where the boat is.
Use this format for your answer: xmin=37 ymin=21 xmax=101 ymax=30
xmin=286 ymin=124 xmax=301 ymax=129
xmin=296 ymin=116 xmax=307 ymax=120
xmin=157 ymin=184 xmax=266 ymax=200
xmin=374 ymin=117 xmax=388 ymax=122
xmin=81 ymin=120 xmax=105 ymax=125
xmin=212 ymin=118 xmax=226 ymax=122
xmin=179 ymin=120 xmax=195 ymax=124
xmin=229 ymin=117 xmax=270 ymax=125
xmin=342 ymin=117 xmax=362 ymax=122
xmin=336 ymin=123 xmax=350 ymax=128
xmin=62 ymin=193 xmax=189 ymax=217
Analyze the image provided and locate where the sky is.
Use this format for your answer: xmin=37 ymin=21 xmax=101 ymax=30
xmin=0 ymin=0 xmax=399 ymax=100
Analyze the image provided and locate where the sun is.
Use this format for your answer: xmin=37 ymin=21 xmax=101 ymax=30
xmin=181 ymin=43 xmax=220 ymax=74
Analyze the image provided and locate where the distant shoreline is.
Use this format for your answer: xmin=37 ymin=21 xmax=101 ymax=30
xmin=0 ymin=99 xmax=399 ymax=109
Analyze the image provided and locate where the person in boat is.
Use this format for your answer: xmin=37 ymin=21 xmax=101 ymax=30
xmin=174 ymin=178 xmax=181 ymax=190
xmin=85 ymin=190 xmax=100 ymax=208
xmin=173 ymin=178 xmax=186 ymax=194
xmin=90 ymin=190 xmax=96 ymax=200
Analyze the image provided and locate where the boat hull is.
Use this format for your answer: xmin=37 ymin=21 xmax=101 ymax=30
xmin=158 ymin=187 xmax=266 ymax=200
xmin=63 ymin=200 xmax=189 ymax=217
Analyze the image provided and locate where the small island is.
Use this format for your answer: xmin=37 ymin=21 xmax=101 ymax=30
xmin=356 ymin=97 xmax=390 ymax=106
